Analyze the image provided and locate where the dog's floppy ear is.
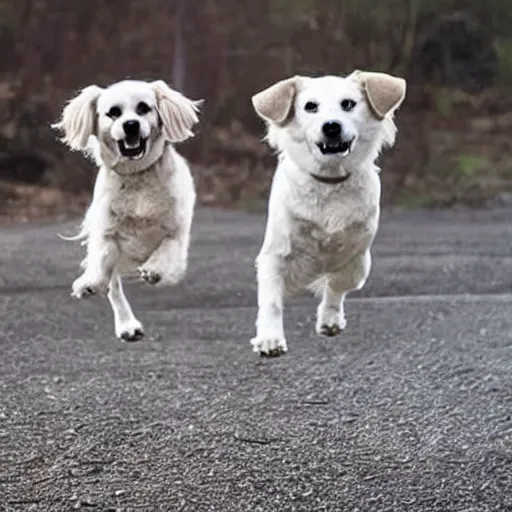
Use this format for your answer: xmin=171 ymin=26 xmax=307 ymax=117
xmin=151 ymin=80 xmax=201 ymax=142
xmin=351 ymin=71 xmax=406 ymax=119
xmin=52 ymin=85 xmax=103 ymax=151
xmin=252 ymin=76 xmax=299 ymax=124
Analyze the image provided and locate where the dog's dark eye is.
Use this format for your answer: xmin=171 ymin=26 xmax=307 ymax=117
xmin=136 ymin=102 xmax=151 ymax=115
xmin=341 ymin=99 xmax=356 ymax=112
xmin=107 ymin=106 xmax=122 ymax=119
xmin=304 ymin=101 xmax=319 ymax=113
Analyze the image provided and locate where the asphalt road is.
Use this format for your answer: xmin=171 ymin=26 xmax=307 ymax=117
xmin=1 ymin=207 xmax=512 ymax=512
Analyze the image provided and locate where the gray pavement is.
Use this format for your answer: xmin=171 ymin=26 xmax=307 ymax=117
xmin=1 ymin=207 xmax=512 ymax=512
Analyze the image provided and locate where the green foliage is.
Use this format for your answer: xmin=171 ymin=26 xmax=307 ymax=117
xmin=268 ymin=0 xmax=318 ymax=25
xmin=454 ymin=154 xmax=491 ymax=180
xmin=396 ymin=190 xmax=437 ymax=209
xmin=434 ymin=89 xmax=454 ymax=118
xmin=496 ymin=40 xmax=512 ymax=85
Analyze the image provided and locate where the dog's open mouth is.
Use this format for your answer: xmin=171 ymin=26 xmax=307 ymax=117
xmin=316 ymin=139 xmax=353 ymax=156
xmin=117 ymin=138 xmax=147 ymax=160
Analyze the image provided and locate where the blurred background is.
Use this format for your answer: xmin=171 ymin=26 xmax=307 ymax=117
xmin=1 ymin=0 xmax=511 ymax=223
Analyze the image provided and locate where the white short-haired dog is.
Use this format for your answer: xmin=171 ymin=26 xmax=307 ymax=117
xmin=250 ymin=70 xmax=406 ymax=356
xmin=53 ymin=79 xmax=201 ymax=341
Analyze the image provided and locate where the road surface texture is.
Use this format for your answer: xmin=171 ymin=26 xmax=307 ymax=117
xmin=1 ymin=207 xmax=512 ymax=512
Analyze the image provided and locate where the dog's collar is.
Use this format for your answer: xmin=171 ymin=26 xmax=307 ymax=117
xmin=309 ymin=172 xmax=351 ymax=185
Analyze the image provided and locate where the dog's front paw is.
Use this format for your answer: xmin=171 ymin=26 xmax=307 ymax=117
xmin=250 ymin=334 xmax=288 ymax=357
xmin=316 ymin=306 xmax=346 ymax=337
xmin=71 ymin=275 xmax=109 ymax=299
xmin=138 ymin=267 xmax=162 ymax=285
xmin=116 ymin=319 xmax=144 ymax=342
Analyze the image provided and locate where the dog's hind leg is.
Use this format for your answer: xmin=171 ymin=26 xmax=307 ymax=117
xmin=316 ymin=286 xmax=348 ymax=337
xmin=108 ymin=273 xmax=144 ymax=341
xmin=316 ymin=250 xmax=371 ymax=337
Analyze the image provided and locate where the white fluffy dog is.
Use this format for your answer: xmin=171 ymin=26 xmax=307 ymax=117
xmin=250 ymin=70 xmax=406 ymax=356
xmin=53 ymin=79 xmax=201 ymax=341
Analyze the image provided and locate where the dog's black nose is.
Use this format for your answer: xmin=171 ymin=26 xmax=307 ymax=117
xmin=322 ymin=121 xmax=342 ymax=138
xmin=123 ymin=120 xmax=140 ymax=137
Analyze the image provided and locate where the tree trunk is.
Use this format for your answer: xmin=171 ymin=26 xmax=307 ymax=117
xmin=172 ymin=0 xmax=187 ymax=91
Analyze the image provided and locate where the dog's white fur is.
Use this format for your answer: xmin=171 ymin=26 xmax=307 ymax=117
xmin=250 ymin=71 xmax=406 ymax=356
xmin=52 ymin=79 xmax=201 ymax=341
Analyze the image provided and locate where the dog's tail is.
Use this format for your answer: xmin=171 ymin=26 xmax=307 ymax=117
xmin=57 ymin=232 xmax=86 ymax=242
xmin=57 ymin=201 xmax=95 ymax=246
xmin=57 ymin=228 xmax=88 ymax=245
xmin=57 ymin=219 xmax=89 ymax=247
xmin=58 ymin=227 xmax=89 ymax=270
